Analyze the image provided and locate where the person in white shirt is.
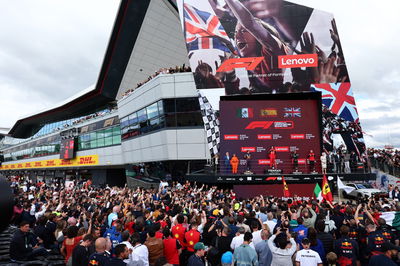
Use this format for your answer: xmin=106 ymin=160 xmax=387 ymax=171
xmin=263 ymin=212 xmax=277 ymax=233
xmin=130 ymin=233 xmax=149 ymax=266
xmin=268 ymin=227 xmax=297 ymax=266
xmin=231 ymin=227 xmax=255 ymax=250
xmin=121 ymin=231 xmax=135 ymax=265
xmin=251 ymin=221 xmax=262 ymax=246
xmin=295 ymin=238 xmax=322 ymax=266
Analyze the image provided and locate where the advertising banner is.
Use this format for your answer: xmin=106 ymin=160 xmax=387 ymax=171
xmin=0 ymin=155 xmax=99 ymax=170
xmin=176 ymin=0 xmax=366 ymax=161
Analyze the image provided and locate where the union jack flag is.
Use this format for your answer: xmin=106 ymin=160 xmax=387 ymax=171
xmin=183 ymin=4 xmax=231 ymax=52
xmin=311 ymin=83 xmax=359 ymax=122
xmin=284 ymin=107 xmax=301 ymax=117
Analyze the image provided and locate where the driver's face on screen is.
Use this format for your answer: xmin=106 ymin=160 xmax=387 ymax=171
xmin=235 ymin=23 xmax=258 ymax=57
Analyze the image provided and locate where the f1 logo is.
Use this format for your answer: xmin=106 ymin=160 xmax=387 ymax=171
xmin=245 ymin=121 xmax=273 ymax=129
xmin=245 ymin=121 xmax=294 ymax=129
xmin=217 ymin=57 xmax=264 ymax=72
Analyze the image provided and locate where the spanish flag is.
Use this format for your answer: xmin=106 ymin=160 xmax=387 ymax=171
xmin=322 ymin=175 xmax=333 ymax=202
xmin=282 ymin=176 xmax=290 ymax=197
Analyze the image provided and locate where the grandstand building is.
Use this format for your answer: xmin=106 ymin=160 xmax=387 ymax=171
xmin=0 ymin=0 xmax=209 ymax=186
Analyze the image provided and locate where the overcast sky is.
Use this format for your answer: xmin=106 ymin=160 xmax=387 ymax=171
xmin=0 ymin=0 xmax=399 ymax=148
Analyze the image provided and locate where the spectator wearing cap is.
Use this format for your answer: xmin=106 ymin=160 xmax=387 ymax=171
xmin=188 ymin=242 xmax=207 ymax=266
xmin=233 ymin=232 xmax=258 ymax=266
xmin=255 ymin=229 xmax=272 ymax=266
xmin=368 ymin=242 xmax=400 ymax=266
xmin=295 ymin=238 xmax=323 ymax=266
xmin=221 ymin=251 xmax=233 ymax=266
xmin=268 ymin=227 xmax=297 ymax=266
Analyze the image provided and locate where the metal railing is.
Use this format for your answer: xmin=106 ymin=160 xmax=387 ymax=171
xmin=369 ymin=157 xmax=400 ymax=177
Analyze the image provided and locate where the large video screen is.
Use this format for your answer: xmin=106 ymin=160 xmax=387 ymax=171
xmin=219 ymin=94 xmax=321 ymax=174
xmin=177 ymin=0 xmax=366 ymax=163
xmin=60 ymin=138 xmax=76 ymax=160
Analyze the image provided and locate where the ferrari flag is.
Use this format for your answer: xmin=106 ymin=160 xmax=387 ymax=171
xmin=322 ymin=175 xmax=333 ymax=202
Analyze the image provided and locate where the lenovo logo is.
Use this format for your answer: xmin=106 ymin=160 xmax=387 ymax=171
xmin=241 ymin=147 xmax=255 ymax=152
xmin=290 ymin=134 xmax=305 ymax=139
xmin=278 ymin=54 xmax=318 ymax=69
xmin=217 ymin=57 xmax=263 ymax=72
xmin=257 ymin=134 xmax=272 ymax=140
xmin=275 ymin=146 xmax=289 ymax=152
xmin=224 ymin=135 xmax=239 ymax=140
xmin=258 ymin=159 xmax=271 ymax=165
xmin=245 ymin=121 xmax=293 ymax=130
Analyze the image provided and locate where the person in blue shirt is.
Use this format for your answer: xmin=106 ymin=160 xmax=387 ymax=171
xmin=368 ymin=242 xmax=399 ymax=266
xmin=307 ymin=228 xmax=325 ymax=263
xmin=292 ymin=217 xmax=308 ymax=243
xmin=103 ymin=222 xmax=123 ymax=251
xmin=89 ymin=238 xmax=111 ymax=266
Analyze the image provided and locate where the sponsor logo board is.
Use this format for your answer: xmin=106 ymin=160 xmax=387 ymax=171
xmin=224 ymin=134 xmax=239 ymax=140
xmin=291 ymin=134 xmax=305 ymax=139
xmin=217 ymin=57 xmax=264 ymax=72
xmin=245 ymin=121 xmax=294 ymax=130
xmin=278 ymin=54 xmax=318 ymax=69
xmin=0 ymin=155 xmax=99 ymax=170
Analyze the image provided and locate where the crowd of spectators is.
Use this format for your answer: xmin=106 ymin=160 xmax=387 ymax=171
xmin=6 ymin=175 xmax=400 ymax=266
xmin=121 ymin=65 xmax=192 ymax=99
xmin=368 ymin=148 xmax=400 ymax=176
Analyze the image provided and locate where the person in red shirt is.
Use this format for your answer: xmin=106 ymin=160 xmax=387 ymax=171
xmin=154 ymin=223 xmax=164 ymax=239
xmin=308 ymin=150 xmax=316 ymax=172
xmin=269 ymin=146 xmax=277 ymax=169
xmin=184 ymin=222 xmax=201 ymax=253
xmin=163 ymin=227 xmax=182 ymax=266
xmin=171 ymin=215 xmax=186 ymax=248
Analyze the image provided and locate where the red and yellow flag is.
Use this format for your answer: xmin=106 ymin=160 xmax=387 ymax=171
xmin=322 ymin=175 xmax=333 ymax=202
xmin=282 ymin=176 xmax=290 ymax=197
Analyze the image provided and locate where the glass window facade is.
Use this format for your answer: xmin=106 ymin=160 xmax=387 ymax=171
xmin=120 ymin=97 xmax=203 ymax=141
xmin=77 ymin=125 xmax=121 ymax=150
xmin=3 ymin=124 xmax=121 ymax=162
